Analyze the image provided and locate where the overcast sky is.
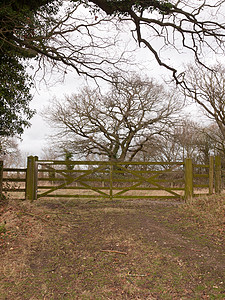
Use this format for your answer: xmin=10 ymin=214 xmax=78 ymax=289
xmin=19 ymin=73 xmax=86 ymax=158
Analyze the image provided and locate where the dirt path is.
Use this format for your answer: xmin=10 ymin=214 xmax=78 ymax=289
xmin=0 ymin=198 xmax=224 ymax=299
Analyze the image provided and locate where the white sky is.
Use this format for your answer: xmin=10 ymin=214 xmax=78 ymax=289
xmin=19 ymin=74 xmax=85 ymax=157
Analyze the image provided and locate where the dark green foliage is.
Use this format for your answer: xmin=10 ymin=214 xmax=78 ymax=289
xmin=0 ymin=53 xmax=35 ymax=136
xmin=0 ymin=1 xmax=55 ymax=136
xmin=88 ymin=0 xmax=173 ymax=16
xmin=113 ymin=0 xmax=173 ymax=14
xmin=0 ymin=1 xmax=65 ymax=136
xmin=64 ymin=150 xmax=74 ymax=170
xmin=0 ymin=0 xmax=57 ymax=14
xmin=0 ymin=0 xmax=62 ymax=58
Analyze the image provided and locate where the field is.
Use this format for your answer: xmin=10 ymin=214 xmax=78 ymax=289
xmin=0 ymin=195 xmax=224 ymax=299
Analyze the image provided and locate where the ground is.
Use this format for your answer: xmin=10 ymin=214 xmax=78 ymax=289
xmin=0 ymin=196 xmax=224 ymax=299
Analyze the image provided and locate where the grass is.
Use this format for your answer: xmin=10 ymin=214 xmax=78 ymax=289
xmin=0 ymin=195 xmax=224 ymax=299
xmin=0 ymin=223 xmax=6 ymax=234
xmin=179 ymin=195 xmax=224 ymax=241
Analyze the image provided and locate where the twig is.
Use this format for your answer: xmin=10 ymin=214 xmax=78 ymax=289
xmin=44 ymin=265 xmax=58 ymax=273
xmin=126 ymin=277 xmax=134 ymax=284
xmin=127 ymin=274 xmax=149 ymax=277
xmin=20 ymin=211 xmax=50 ymax=223
xmin=56 ymin=214 xmax=62 ymax=221
xmin=100 ymin=249 xmax=128 ymax=255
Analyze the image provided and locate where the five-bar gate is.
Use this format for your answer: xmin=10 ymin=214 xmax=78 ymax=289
xmin=0 ymin=156 xmax=223 ymax=201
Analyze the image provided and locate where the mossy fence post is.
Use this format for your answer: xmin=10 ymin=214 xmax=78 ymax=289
xmin=209 ymin=156 xmax=214 ymax=195
xmin=184 ymin=158 xmax=193 ymax=202
xmin=0 ymin=161 xmax=3 ymax=201
xmin=215 ymin=155 xmax=221 ymax=194
xmin=25 ymin=156 xmax=38 ymax=201
xmin=109 ymin=162 xmax=113 ymax=200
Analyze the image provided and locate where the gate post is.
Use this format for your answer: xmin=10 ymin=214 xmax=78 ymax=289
xmin=0 ymin=161 xmax=3 ymax=201
xmin=215 ymin=156 xmax=221 ymax=194
xmin=184 ymin=158 xmax=193 ymax=202
xmin=209 ymin=156 xmax=214 ymax=195
xmin=26 ymin=156 xmax=38 ymax=201
xmin=109 ymin=162 xmax=113 ymax=200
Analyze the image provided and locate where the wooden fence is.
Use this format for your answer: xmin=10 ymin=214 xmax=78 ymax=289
xmin=0 ymin=160 xmax=27 ymax=200
xmin=0 ymin=156 xmax=223 ymax=202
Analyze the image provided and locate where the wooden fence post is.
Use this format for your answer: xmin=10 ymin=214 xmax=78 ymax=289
xmin=109 ymin=162 xmax=113 ymax=200
xmin=34 ymin=156 xmax=38 ymax=200
xmin=0 ymin=161 xmax=3 ymax=201
xmin=185 ymin=158 xmax=193 ymax=202
xmin=215 ymin=156 xmax=221 ymax=194
xmin=209 ymin=156 xmax=214 ymax=195
xmin=25 ymin=156 xmax=38 ymax=201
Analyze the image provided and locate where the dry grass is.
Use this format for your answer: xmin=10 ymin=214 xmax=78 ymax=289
xmin=0 ymin=200 xmax=48 ymax=289
xmin=0 ymin=195 xmax=224 ymax=299
xmin=34 ymin=187 xmax=185 ymax=199
xmin=180 ymin=194 xmax=225 ymax=230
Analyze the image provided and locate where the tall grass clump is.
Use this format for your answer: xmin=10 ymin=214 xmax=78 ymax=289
xmin=179 ymin=195 xmax=225 ymax=237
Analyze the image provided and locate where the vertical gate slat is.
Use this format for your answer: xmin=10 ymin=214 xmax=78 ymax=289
xmin=215 ymin=156 xmax=222 ymax=194
xmin=0 ymin=161 xmax=3 ymax=201
xmin=209 ymin=156 xmax=214 ymax=195
xmin=185 ymin=158 xmax=193 ymax=202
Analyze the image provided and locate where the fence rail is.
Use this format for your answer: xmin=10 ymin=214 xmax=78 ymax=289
xmin=0 ymin=156 xmax=223 ymax=202
xmin=0 ymin=165 xmax=27 ymax=199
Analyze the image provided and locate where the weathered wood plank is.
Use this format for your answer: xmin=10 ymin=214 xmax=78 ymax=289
xmin=185 ymin=158 xmax=193 ymax=202
xmin=0 ymin=161 xmax=3 ymax=201
xmin=215 ymin=156 xmax=222 ymax=194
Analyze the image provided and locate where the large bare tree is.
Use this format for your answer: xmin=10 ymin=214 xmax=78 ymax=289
xmin=183 ymin=63 xmax=225 ymax=140
xmin=44 ymin=74 xmax=181 ymax=161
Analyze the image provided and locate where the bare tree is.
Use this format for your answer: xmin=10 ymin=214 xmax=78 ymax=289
xmin=183 ymin=63 xmax=225 ymax=139
xmin=2 ymin=1 xmax=225 ymax=83
xmin=1 ymin=1 xmax=132 ymax=82
xmin=0 ymin=137 xmax=22 ymax=167
xmin=202 ymin=123 xmax=225 ymax=157
xmin=41 ymin=145 xmax=62 ymax=160
xmin=138 ymin=119 xmax=205 ymax=163
xmin=89 ymin=0 xmax=225 ymax=83
xmin=44 ymin=74 xmax=181 ymax=161
xmin=136 ymin=118 xmax=224 ymax=166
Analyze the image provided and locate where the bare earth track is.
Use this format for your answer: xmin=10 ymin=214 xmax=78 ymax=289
xmin=0 ymin=197 xmax=224 ymax=299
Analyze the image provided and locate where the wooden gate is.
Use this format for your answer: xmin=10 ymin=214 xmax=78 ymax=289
xmin=0 ymin=156 xmax=222 ymax=201
xmin=34 ymin=159 xmax=186 ymax=200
